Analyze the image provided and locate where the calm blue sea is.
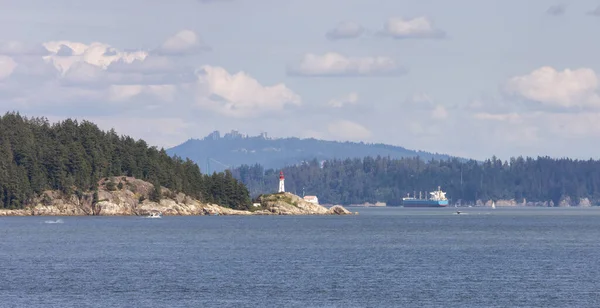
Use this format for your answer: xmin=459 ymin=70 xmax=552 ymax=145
xmin=2 ymin=207 xmax=600 ymax=307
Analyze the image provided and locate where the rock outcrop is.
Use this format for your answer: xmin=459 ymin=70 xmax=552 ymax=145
xmin=462 ymin=196 xmax=597 ymax=208
xmin=327 ymin=205 xmax=354 ymax=215
xmin=0 ymin=177 xmax=354 ymax=216
xmin=255 ymin=192 xmax=355 ymax=215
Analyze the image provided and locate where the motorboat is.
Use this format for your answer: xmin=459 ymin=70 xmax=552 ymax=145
xmin=146 ymin=212 xmax=162 ymax=218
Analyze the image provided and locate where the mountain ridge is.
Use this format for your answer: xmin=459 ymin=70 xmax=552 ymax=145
xmin=167 ymin=130 xmax=466 ymax=174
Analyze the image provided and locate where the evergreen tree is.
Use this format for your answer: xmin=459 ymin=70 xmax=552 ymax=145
xmin=150 ymin=181 xmax=161 ymax=202
xmin=233 ymin=155 xmax=600 ymax=206
xmin=0 ymin=112 xmax=251 ymax=210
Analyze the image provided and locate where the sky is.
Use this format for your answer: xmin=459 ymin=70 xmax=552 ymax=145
xmin=1 ymin=0 xmax=600 ymax=161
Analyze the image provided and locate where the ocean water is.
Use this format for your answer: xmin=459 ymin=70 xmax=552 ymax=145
xmin=2 ymin=207 xmax=600 ymax=307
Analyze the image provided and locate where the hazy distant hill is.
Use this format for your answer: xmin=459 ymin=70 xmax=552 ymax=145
xmin=166 ymin=130 xmax=463 ymax=174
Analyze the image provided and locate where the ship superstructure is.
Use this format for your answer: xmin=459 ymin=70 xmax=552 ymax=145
xmin=401 ymin=186 xmax=449 ymax=207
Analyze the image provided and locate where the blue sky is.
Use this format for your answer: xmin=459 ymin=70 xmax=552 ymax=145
xmin=1 ymin=0 xmax=600 ymax=160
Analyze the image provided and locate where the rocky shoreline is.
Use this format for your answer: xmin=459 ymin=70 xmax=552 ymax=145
xmin=460 ymin=196 xmax=594 ymax=207
xmin=0 ymin=177 xmax=355 ymax=217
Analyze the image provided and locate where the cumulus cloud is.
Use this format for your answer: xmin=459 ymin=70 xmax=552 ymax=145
xmin=404 ymin=92 xmax=450 ymax=119
xmin=0 ymin=55 xmax=18 ymax=79
xmin=153 ymin=30 xmax=211 ymax=56
xmin=325 ymin=21 xmax=365 ymax=40
xmin=287 ymin=52 xmax=406 ymax=77
xmin=327 ymin=119 xmax=371 ymax=141
xmin=547 ymin=4 xmax=566 ymax=16
xmin=431 ymin=105 xmax=448 ymax=119
xmin=107 ymin=56 xmax=181 ymax=74
xmin=328 ymin=92 xmax=359 ymax=108
xmin=405 ymin=92 xmax=435 ymax=109
xmin=0 ymin=29 xmax=299 ymax=121
xmin=473 ymin=112 xmax=522 ymax=123
xmin=194 ymin=65 xmax=301 ymax=118
xmin=379 ymin=17 xmax=445 ymax=39
xmin=0 ymin=31 xmax=313 ymax=149
xmin=504 ymin=66 xmax=600 ymax=110
xmin=42 ymin=40 xmax=147 ymax=73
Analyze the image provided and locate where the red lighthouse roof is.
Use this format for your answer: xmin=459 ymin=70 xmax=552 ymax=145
xmin=279 ymin=171 xmax=284 ymax=180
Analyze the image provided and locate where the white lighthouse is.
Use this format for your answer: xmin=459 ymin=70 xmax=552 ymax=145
xmin=278 ymin=170 xmax=285 ymax=193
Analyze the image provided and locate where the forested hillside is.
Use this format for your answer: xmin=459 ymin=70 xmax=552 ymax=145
xmin=233 ymin=156 xmax=600 ymax=206
xmin=167 ymin=130 xmax=461 ymax=174
xmin=0 ymin=112 xmax=250 ymax=209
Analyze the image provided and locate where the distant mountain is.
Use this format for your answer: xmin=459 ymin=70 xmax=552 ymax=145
xmin=166 ymin=130 xmax=466 ymax=174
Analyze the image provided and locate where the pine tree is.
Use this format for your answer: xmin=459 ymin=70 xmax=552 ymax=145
xmin=149 ymin=181 xmax=162 ymax=202
xmin=0 ymin=112 xmax=252 ymax=209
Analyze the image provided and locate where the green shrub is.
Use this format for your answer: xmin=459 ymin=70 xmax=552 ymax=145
xmin=106 ymin=181 xmax=117 ymax=191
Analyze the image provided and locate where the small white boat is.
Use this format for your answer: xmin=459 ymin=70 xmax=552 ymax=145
xmin=146 ymin=212 xmax=162 ymax=218
xmin=491 ymin=202 xmax=496 ymax=209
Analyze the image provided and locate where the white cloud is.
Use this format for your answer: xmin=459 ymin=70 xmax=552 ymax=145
xmin=325 ymin=21 xmax=364 ymax=40
xmin=42 ymin=41 xmax=147 ymax=74
xmin=404 ymin=92 xmax=449 ymax=120
xmin=107 ymin=56 xmax=179 ymax=74
xmin=405 ymin=92 xmax=436 ymax=110
xmin=0 ymin=55 xmax=17 ymax=79
xmin=153 ymin=30 xmax=210 ymax=56
xmin=431 ymin=105 xmax=448 ymax=119
xmin=288 ymin=52 xmax=406 ymax=77
xmin=504 ymin=66 xmax=600 ymax=109
xmin=194 ymin=65 xmax=301 ymax=118
xmin=473 ymin=112 xmax=522 ymax=123
xmin=380 ymin=17 xmax=445 ymax=39
xmin=327 ymin=119 xmax=371 ymax=141
xmin=328 ymin=92 xmax=359 ymax=108
xmin=0 ymin=32 xmax=300 ymax=122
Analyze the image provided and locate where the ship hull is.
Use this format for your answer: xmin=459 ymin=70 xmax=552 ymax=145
xmin=401 ymin=200 xmax=449 ymax=207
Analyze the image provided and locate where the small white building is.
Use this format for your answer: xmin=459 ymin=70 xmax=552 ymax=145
xmin=303 ymin=195 xmax=319 ymax=205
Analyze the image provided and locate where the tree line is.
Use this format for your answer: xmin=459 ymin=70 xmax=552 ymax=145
xmin=232 ymin=155 xmax=600 ymax=206
xmin=0 ymin=112 xmax=250 ymax=210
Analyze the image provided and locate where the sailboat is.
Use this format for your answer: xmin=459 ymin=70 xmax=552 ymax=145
xmin=491 ymin=201 xmax=496 ymax=209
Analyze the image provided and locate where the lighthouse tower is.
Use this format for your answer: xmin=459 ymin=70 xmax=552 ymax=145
xmin=278 ymin=171 xmax=285 ymax=193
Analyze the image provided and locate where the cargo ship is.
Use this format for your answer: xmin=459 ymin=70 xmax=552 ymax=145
xmin=401 ymin=186 xmax=449 ymax=207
